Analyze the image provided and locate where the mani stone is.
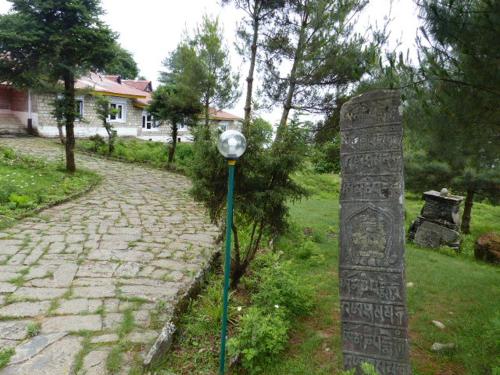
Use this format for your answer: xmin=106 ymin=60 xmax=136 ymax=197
xmin=409 ymin=190 xmax=464 ymax=250
xmin=339 ymin=90 xmax=411 ymax=374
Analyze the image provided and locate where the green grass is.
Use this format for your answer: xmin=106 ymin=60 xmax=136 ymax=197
xmin=0 ymin=348 xmax=14 ymax=369
xmin=77 ymin=137 xmax=194 ymax=174
xmin=153 ymin=170 xmax=499 ymax=374
xmin=0 ymin=146 xmax=100 ymax=229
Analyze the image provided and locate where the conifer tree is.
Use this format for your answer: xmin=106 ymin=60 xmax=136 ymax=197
xmin=0 ymin=0 xmax=116 ymax=172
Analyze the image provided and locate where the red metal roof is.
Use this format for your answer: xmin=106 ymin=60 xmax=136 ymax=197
xmin=76 ymin=73 xmax=148 ymax=99
xmin=208 ymin=108 xmax=243 ymax=121
xmin=122 ymin=80 xmax=153 ymax=92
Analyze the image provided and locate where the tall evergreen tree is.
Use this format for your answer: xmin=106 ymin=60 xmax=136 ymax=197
xmin=103 ymin=43 xmax=139 ymax=79
xmin=261 ymin=0 xmax=381 ymax=133
xmin=192 ymin=15 xmax=240 ymax=130
xmin=153 ymin=44 xmax=203 ymax=163
xmin=0 ymin=0 xmax=116 ymax=172
xmin=406 ymin=0 xmax=500 ymax=233
xmin=221 ymin=0 xmax=285 ymax=128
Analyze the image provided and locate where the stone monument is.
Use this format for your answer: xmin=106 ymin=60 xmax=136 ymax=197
xmin=408 ymin=189 xmax=463 ymax=250
xmin=339 ymin=90 xmax=411 ymax=374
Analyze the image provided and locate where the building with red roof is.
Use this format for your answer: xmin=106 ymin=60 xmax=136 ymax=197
xmin=0 ymin=73 xmax=242 ymax=141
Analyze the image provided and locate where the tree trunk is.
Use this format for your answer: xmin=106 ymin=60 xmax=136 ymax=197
xmin=63 ymin=71 xmax=76 ymax=173
xmin=461 ymin=189 xmax=474 ymax=234
xmin=243 ymin=16 xmax=260 ymax=130
xmin=277 ymin=14 xmax=308 ymax=133
xmin=168 ymin=123 xmax=178 ymax=164
xmin=57 ymin=124 xmax=66 ymax=145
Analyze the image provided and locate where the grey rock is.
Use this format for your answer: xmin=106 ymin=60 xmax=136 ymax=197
xmin=8 ymin=332 xmax=68 ymax=365
xmin=0 ymin=320 xmax=32 ymax=340
xmin=431 ymin=342 xmax=455 ymax=352
xmin=0 ymin=301 xmax=51 ymax=318
xmin=41 ymin=315 xmax=102 ymax=333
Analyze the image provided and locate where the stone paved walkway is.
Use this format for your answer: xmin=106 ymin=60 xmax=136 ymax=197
xmin=0 ymin=138 xmax=219 ymax=374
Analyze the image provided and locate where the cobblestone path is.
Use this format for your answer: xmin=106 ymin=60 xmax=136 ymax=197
xmin=0 ymin=138 xmax=219 ymax=374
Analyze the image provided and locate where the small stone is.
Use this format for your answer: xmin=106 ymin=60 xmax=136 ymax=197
xmin=432 ymin=320 xmax=446 ymax=329
xmin=0 ymin=282 xmax=17 ymax=293
xmin=12 ymin=287 xmax=67 ymax=300
xmin=127 ymin=329 xmax=158 ymax=344
xmin=55 ymin=299 xmax=102 ymax=315
xmin=431 ymin=342 xmax=455 ymax=352
xmin=0 ymin=301 xmax=51 ymax=318
xmin=1 ymin=335 xmax=81 ymax=375
xmin=406 ymin=282 xmax=414 ymax=288
xmin=474 ymin=232 xmax=500 ymax=264
xmin=82 ymin=349 xmax=109 ymax=375
xmin=72 ymin=286 xmax=115 ymax=298
xmin=41 ymin=315 xmax=102 ymax=333
xmin=90 ymin=333 xmax=119 ymax=344
xmin=0 ymin=320 xmax=32 ymax=340
xmin=8 ymin=332 xmax=68 ymax=365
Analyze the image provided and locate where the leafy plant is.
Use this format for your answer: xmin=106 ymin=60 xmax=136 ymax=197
xmin=0 ymin=348 xmax=14 ymax=369
xmin=228 ymin=306 xmax=289 ymax=374
xmin=26 ymin=322 xmax=41 ymax=337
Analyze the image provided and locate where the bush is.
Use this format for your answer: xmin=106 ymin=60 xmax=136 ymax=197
xmin=228 ymin=307 xmax=289 ymax=374
xmin=250 ymin=255 xmax=313 ymax=318
xmin=310 ymin=138 xmax=340 ymax=174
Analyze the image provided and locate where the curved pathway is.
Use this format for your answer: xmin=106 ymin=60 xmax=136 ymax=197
xmin=0 ymin=138 xmax=219 ymax=374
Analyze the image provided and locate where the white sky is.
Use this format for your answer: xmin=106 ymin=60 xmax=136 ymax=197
xmin=0 ymin=0 xmax=422 ymax=123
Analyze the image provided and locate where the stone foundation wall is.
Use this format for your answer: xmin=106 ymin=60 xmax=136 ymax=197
xmin=35 ymin=93 xmax=142 ymax=138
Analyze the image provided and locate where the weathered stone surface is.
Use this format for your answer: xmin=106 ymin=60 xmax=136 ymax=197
xmin=339 ymin=90 xmax=410 ymax=374
xmin=72 ymin=286 xmax=115 ymax=298
xmin=90 ymin=333 xmax=119 ymax=344
xmin=54 ymin=299 xmax=102 ymax=315
xmin=474 ymin=232 xmax=500 ymax=265
xmin=12 ymin=287 xmax=67 ymax=300
xmin=0 ymin=320 xmax=32 ymax=340
xmin=1 ymin=335 xmax=81 ymax=375
xmin=127 ymin=329 xmax=158 ymax=344
xmin=0 ymin=301 xmax=51 ymax=318
xmin=7 ymin=332 xmax=68 ymax=365
xmin=413 ymin=219 xmax=460 ymax=249
xmin=41 ymin=315 xmax=102 ymax=333
xmin=0 ymin=282 xmax=17 ymax=293
xmin=82 ymin=350 xmax=109 ymax=375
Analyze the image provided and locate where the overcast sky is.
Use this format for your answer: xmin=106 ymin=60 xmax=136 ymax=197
xmin=0 ymin=0 xmax=421 ymax=122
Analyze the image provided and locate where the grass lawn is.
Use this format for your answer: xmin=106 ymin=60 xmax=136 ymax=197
xmin=153 ymin=171 xmax=499 ymax=374
xmin=0 ymin=146 xmax=100 ymax=229
xmin=77 ymin=137 xmax=193 ymax=174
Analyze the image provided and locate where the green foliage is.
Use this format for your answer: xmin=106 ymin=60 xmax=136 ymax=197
xmin=0 ymin=0 xmax=117 ymax=171
xmin=0 ymin=146 xmax=100 ymax=229
xmin=404 ymin=0 xmax=500 ymax=231
xmin=190 ymin=117 xmax=308 ymax=284
xmin=310 ymin=138 xmax=341 ymax=174
xmin=228 ymin=306 xmax=289 ymax=374
xmin=0 ymin=348 xmax=14 ymax=369
xmin=77 ymin=138 xmax=195 ymax=174
xmin=262 ymin=0 xmax=383 ymax=127
xmin=26 ymin=322 xmax=41 ymax=337
xmin=249 ymin=253 xmax=313 ymax=318
xmin=154 ymin=42 xmax=204 ymax=162
xmin=103 ymin=43 xmax=139 ymax=79
xmin=191 ymin=15 xmax=240 ymax=126
xmin=94 ymin=95 xmax=118 ymax=154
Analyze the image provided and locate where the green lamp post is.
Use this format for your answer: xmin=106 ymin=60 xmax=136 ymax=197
xmin=217 ymin=129 xmax=247 ymax=375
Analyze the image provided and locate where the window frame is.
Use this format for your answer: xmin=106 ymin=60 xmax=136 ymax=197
xmin=108 ymin=100 xmax=126 ymax=123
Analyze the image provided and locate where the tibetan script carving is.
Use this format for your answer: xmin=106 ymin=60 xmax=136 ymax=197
xmin=339 ymin=90 xmax=410 ymax=374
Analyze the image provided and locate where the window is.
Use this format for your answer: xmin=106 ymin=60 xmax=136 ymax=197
xmin=142 ymin=112 xmax=156 ymax=129
xmin=75 ymin=99 xmax=84 ymax=119
xmin=109 ymin=102 xmax=125 ymax=122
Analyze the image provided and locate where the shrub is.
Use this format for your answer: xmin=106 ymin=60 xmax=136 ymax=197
xmin=310 ymin=138 xmax=340 ymax=174
xmin=190 ymin=118 xmax=308 ymax=286
xmin=228 ymin=307 xmax=289 ymax=374
xmin=250 ymin=255 xmax=313 ymax=318
xmin=8 ymin=193 xmax=33 ymax=208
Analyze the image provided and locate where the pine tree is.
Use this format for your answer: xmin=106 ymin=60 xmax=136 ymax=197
xmin=153 ymin=44 xmax=203 ymax=163
xmin=261 ymin=0 xmax=381 ymax=133
xmin=0 ymin=0 xmax=116 ymax=172
xmin=407 ymin=0 xmax=500 ymax=233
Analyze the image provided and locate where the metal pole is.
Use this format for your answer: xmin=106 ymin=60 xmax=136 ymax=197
xmin=219 ymin=159 xmax=236 ymax=375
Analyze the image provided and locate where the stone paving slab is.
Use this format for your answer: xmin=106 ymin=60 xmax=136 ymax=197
xmin=0 ymin=138 xmax=219 ymax=374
